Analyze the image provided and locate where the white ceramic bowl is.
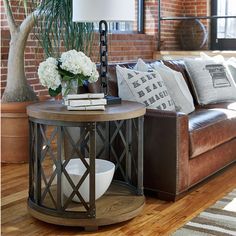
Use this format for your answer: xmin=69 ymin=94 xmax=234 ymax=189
xmin=62 ymin=158 xmax=115 ymax=202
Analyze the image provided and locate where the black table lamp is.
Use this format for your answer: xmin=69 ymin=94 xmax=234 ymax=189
xmin=72 ymin=0 xmax=135 ymax=104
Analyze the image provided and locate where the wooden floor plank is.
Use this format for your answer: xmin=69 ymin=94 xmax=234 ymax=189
xmin=1 ymin=190 xmax=28 ymax=207
xmin=1 ymin=162 xmax=236 ymax=236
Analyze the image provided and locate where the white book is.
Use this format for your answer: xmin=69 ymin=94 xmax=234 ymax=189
xmin=69 ymin=98 xmax=107 ymax=107
xmin=64 ymin=99 xmax=69 ymax=106
xmin=66 ymin=93 xmax=105 ymax=100
xmin=67 ymin=105 xmax=105 ymax=111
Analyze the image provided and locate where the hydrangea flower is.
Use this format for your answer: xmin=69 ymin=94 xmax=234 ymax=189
xmin=60 ymin=50 xmax=98 ymax=82
xmin=89 ymin=63 xmax=100 ymax=83
xmin=38 ymin=50 xmax=99 ymax=97
xmin=38 ymin=57 xmax=61 ymax=90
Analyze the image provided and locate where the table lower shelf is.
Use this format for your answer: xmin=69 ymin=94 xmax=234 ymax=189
xmin=28 ymin=182 xmax=145 ymax=229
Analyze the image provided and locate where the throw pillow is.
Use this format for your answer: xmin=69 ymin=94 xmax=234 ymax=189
xmin=116 ymin=65 xmax=175 ymax=111
xmin=200 ymin=52 xmax=236 ymax=82
xmin=227 ymin=57 xmax=236 ymax=82
xmin=133 ymin=58 xmax=150 ymax=72
xmin=150 ymin=62 xmax=195 ymax=114
xmin=200 ymin=52 xmax=225 ymax=63
xmin=184 ymin=58 xmax=236 ymax=105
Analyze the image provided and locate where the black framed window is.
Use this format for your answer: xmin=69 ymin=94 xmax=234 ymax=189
xmin=94 ymin=0 xmax=144 ymax=33
xmin=211 ymin=0 xmax=236 ymax=50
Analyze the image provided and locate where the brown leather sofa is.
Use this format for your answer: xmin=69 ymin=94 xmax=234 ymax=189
xmin=89 ymin=60 xmax=236 ymax=201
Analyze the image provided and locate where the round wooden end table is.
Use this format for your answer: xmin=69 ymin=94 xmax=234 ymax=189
xmin=27 ymin=100 xmax=146 ymax=231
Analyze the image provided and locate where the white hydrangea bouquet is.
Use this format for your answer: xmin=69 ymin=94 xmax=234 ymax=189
xmin=38 ymin=50 xmax=99 ymax=97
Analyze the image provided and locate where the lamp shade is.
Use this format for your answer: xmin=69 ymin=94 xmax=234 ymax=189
xmin=72 ymin=0 xmax=135 ymax=22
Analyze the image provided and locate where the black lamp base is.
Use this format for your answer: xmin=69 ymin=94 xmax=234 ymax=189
xmin=105 ymin=95 xmax=122 ymax=105
xmin=99 ymin=20 xmax=120 ymax=106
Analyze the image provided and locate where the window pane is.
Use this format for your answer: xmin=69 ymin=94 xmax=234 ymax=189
xmin=217 ymin=0 xmax=236 ymax=38
xmin=94 ymin=22 xmax=134 ymax=32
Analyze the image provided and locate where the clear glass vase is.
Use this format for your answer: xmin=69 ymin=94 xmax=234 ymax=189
xmin=61 ymin=79 xmax=78 ymax=104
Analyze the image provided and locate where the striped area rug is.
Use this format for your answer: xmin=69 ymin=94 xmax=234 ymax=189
xmin=172 ymin=189 xmax=236 ymax=236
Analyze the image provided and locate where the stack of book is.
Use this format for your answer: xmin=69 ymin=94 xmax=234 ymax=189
xmin=65 ymin=93 xmax=107 ymax=111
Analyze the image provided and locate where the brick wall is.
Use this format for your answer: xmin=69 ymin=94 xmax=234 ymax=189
xmin=157 ymin=0 xmax=209 ymax=50
xmin=158 ymin=0 xmax=184 ymax=50
xmin=1 ymin=0 xmax=47 ymax=96
xmin=1 ymin=0 xmax=209 ymax=97
xmin=184 ymin=0 xmax=208 ymax=16
xmin=145 ymin=0 xmax=158 ymax=35
xmin=183 ymin=0 xmax=209 ymax=49
xmin=1 ymin=1 xmax=157 ymax=97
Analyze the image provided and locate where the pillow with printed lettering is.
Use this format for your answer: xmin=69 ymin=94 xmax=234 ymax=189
xmin=133 ymin=58 xmax=150 ymax=72
xmin=184 ymin=58 xmax=236 ymax=105
xmin=131 ymin=58 xmax=195 ymax=114
xmin=116 ymin=65 xmax=175 ymax=111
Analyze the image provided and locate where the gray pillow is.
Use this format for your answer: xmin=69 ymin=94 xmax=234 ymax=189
xmin=133 ymin=58 xmax=150 ymax=72
xmin=184 ymin=59 xmax=236 ymax=105
xmin=227 ymin=57 xmax=236 ymax=83
xmin=200 ymin=52 xmax=236 ymax=83
xmin=116 ymin=65 xmax=175 ymax=111
xmin=134 ymin=58 xmax=195 ymax=114
xmin=151 ymin=63 xmax=195 ymax=114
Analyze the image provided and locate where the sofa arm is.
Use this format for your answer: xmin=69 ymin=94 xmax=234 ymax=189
xmin=144 ymin=109 xmax=189 ymax=201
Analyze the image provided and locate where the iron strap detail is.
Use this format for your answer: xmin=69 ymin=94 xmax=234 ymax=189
xmin=28 ymin=117 xmax=144 ymax=219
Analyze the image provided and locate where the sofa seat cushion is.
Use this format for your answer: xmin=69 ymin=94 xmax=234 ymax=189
xmin=189 ymin=108 xmax=236 ymax=158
